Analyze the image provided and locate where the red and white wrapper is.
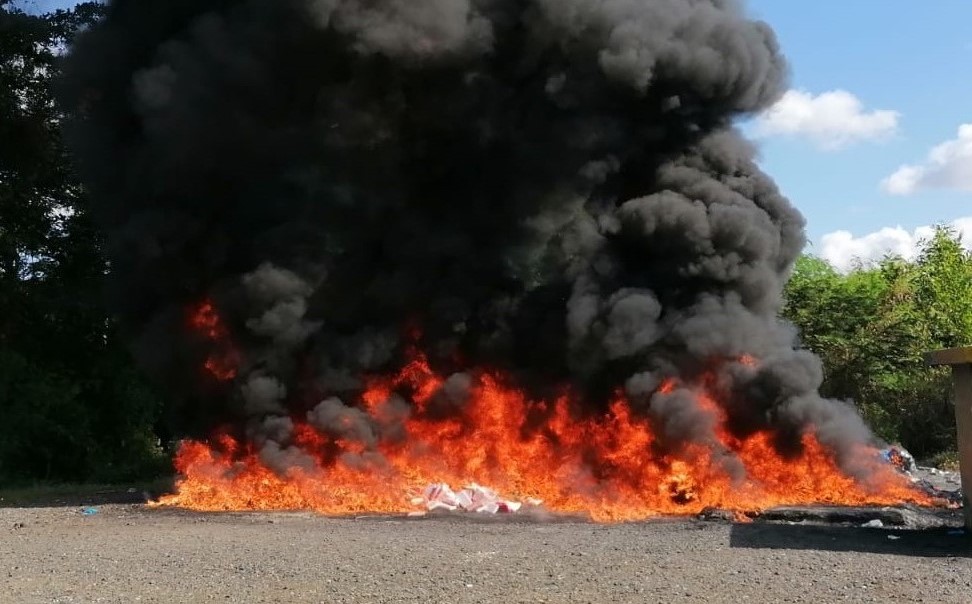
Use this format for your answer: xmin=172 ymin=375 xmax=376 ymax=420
xmin=412 ymin=482 xmax=537 ymax=515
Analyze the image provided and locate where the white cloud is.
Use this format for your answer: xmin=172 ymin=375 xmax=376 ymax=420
xmin=881 ymin=124 xmax=972 ymax=195
xmin=819 ymin=217 xmax=972 ymax=273
xmin=754 ymin=89 xmax=900 ymax=150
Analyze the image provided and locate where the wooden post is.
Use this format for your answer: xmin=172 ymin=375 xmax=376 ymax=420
xmin=925 ymin=346 xmax=972 ymax=530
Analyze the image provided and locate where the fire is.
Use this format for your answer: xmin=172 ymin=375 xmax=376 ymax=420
xmin=189 ymin=300 xmax=239 ymax=381
xmin=156 ymin=331 xmax=936 ymax=521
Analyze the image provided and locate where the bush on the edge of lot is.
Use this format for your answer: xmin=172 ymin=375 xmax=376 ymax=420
xmin=783 ymin=226 xmax=972 ymax=460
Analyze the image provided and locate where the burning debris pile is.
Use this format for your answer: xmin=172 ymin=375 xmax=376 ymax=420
xmin=879 ymin=446 xmax=963 ymax=507
xmin=61 ymin=0 xmax=938 ymax=520
xmin=881 ymin=445 xmax=916 ymax=474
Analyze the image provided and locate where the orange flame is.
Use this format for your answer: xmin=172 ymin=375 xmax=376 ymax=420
xmin=189 ymin=300 xmax=239 ymax=381
xmin=155 ymin=347 xmax=937 ymax=521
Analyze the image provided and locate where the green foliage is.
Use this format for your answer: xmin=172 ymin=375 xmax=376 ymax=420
xmin=0 ymin=2 xmax=165 ymax=485
xmin=912 ymin=228 xmax=972 ymax=347
xmin=783 ymin=226 xmax=972 ymax=459
xmin=929 ymin=450 xmax=960 ymax=472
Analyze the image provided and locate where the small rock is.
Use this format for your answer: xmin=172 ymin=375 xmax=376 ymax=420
xmin=861 ymin=519 xmax=884 ymax=528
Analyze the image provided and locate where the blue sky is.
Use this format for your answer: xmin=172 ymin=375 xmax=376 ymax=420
xmin=20 ymin=0 xmax=972 ymax=269
xmin=15 ymin=0 xmax=67 ymax=13
xmin=746 ymin=0 xmax=972 ymax=267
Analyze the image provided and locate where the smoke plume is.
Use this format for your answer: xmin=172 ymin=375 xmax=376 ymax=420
xmin=60 ymin=0 xmax=877 ymax=480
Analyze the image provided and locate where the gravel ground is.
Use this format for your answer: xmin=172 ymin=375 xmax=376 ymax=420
xmin=2 ymin=504 xmax=971 ymax=604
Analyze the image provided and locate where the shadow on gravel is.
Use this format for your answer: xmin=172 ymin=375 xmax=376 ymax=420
xmin=730 ymin=523 xmax=972 ymax=558
xmin=0 ymin=480 xmax=173 ymax=509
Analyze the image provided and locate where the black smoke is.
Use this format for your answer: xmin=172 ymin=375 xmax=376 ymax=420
xmin=60 ymin=0 xmax=876 ymax=478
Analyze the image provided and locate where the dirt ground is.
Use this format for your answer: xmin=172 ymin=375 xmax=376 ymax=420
xmin=2 ymin=503 xmax=971 ymax=604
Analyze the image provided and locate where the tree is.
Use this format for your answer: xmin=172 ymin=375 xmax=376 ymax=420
xmin=0 ymin=1 xmax=164 ymax=484
xmin=912 ymin=226 xmax=972 ymax=349
xmin=783 ymin=227 xmax=972 ymax=458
